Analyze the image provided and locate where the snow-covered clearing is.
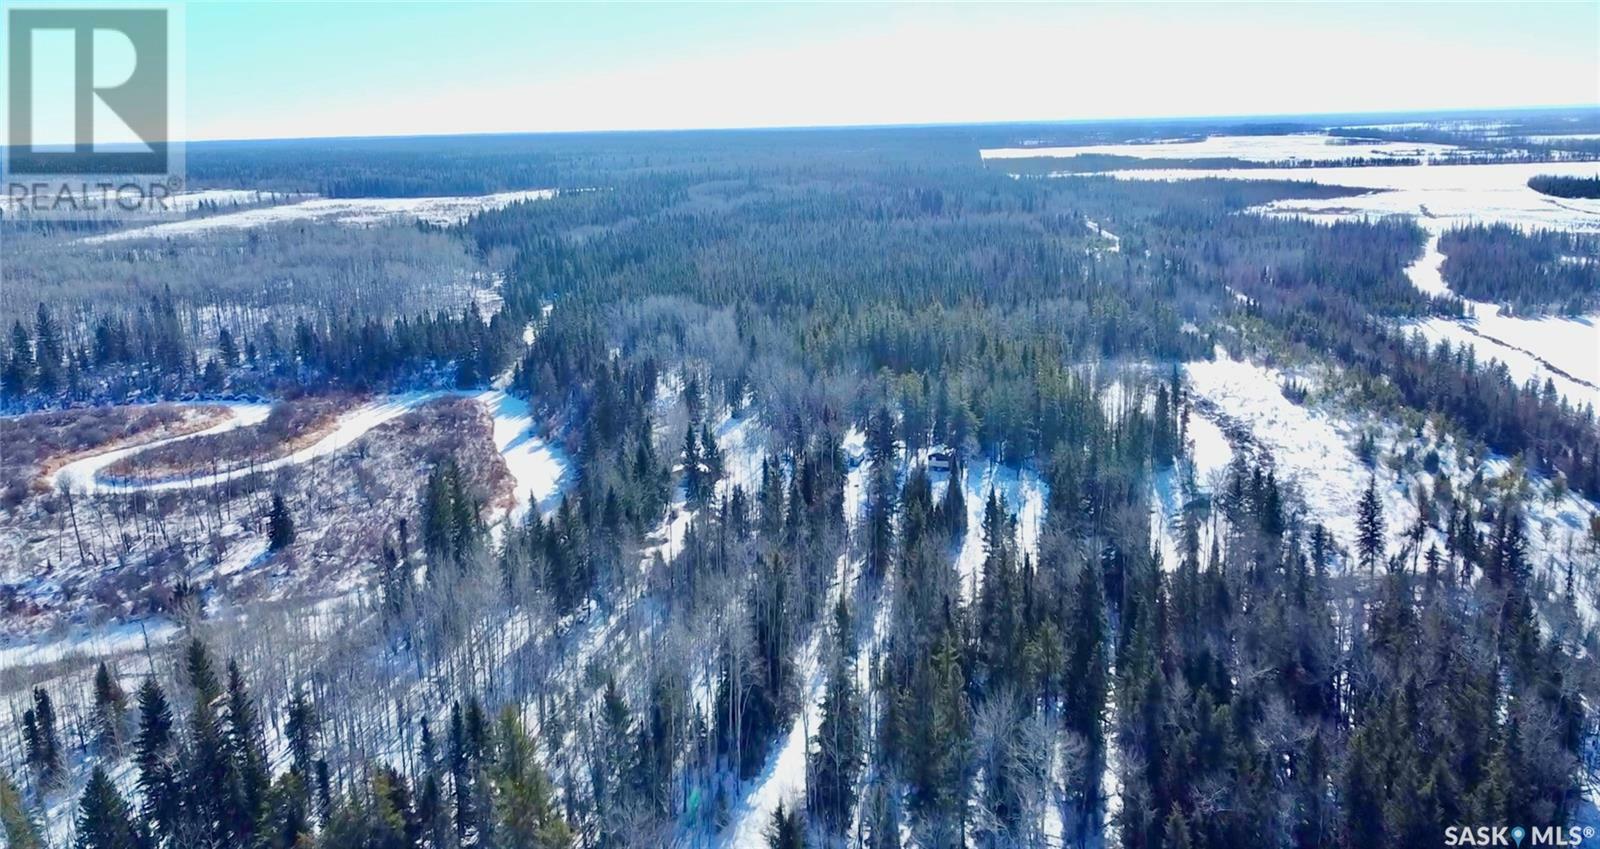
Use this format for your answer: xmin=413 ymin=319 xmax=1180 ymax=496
xmin=1399 ymin=230 xmax=1599 ymax=410
xmin=982 ymin=133 xmax=1465 ymax=163
xmin=1186 ymin=354 xmax=1597 ymax=616
xmin=85 ymin=189 xmax=557 ymax=243
xmin=954 ymin=461 xmax=1048 ymax=602
xmin=1185 ymin=356 xmax=1419 ymax=562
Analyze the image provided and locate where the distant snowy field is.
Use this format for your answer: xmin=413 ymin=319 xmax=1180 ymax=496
xmin=981 ymin=133 xmax=1463 ymax=163
xmin=1101 ymin=159 xmax=1600 ymax=233
xmin=85 ymin=188 xmax=557 ymax=243
xmin=1089 ymin=159 xmax=1600 ymax=410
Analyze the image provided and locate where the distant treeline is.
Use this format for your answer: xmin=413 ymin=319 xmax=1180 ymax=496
xmin=1528 ymin=173 xmax=1600 ymax=199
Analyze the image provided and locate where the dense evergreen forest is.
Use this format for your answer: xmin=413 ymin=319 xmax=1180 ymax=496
xmin=1439 ymin=224 xmax=1600 ymax=314
xmin=1 ymin=124 xmax=1597 ymax=849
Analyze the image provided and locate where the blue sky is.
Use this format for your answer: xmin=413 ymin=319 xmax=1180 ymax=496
xmin=175 ymin=1 xmax=1600 ymax=140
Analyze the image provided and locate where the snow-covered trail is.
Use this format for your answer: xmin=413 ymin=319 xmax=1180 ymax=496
xmin=52 ymin=392 xmax=445 ymax=494
xmin=51 ymin=401 xmax=274 ymax=493
xmin=1402 ymin=228 xmax=1600 ymax=410
xmin=480 ymin=389 xmax=569 ymax=523
xmin=46 ymin=389 xmax=570 ymax=520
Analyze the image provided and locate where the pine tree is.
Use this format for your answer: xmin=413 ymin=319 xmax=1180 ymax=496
xmin=33 ymin=305 xmax=63 ymax=396
xmin=75 ymin=767 xmax=144 ymax=849
xmin=1356 ymin=475 xmax=1386 ymax=574
xmin=92 ymin=662 xmax=127 ymax=756
xmin=490 ymin=707 xmax=573 ymax=849
xmin=807 ymin=648 xmax=862 ymax=835
xmin=224 ymin=660 xmax=271 ymax=838
xmin=765 ymin=801 xmax=806 ymax=849
xmin=134 ymin=678 xmax=182 ymax=844
xmin=218 ymin=327 xmax=240 ymax=368
xmin=2 ymin=321 xmax=31 ymax=401
xmin=1065 ymin=560 xmax=1108 ymax=809
xmin=23 ymin=688 xmax=63 ymax=788
xmin=268 ymin=494 xmax=296 ymax=552
xmin=0 ymin=774 xmax=44 ymax=849
xmin=285 ymin=690 xmax=320 ymax=782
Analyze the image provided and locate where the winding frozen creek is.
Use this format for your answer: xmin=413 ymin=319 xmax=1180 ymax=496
xmin=50 ymin=389 xmax=568 ymax=520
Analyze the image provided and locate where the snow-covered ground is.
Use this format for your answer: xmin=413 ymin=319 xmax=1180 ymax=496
xmin=480 ymin=390 xmax=569 ymax=523
xmin=982 ymin=133 xmax=1464 ymax=163
xmin=954 ymin=461 xmax=1049 ymax=602
xmin=85 ymin=189 xmax=557 ymax=243
xmin=1186 ymin=354 xmax=1597 ymax=616
xmin=1102 ymin=159 xmax=1600 ymax=234
xmin=1402 ymin=231 xmax=1600 ymax=410
xmin=1185 ymin=356 xmax=1419 ymax=562
xmin=1083 ymin=157 xmax=1600 ymax=411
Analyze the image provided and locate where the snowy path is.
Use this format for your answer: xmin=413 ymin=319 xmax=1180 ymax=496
xmin=51 ymin=401 xmax=274 ymax=493
xmin=53 ymin=393 xmax=445 ymax=494
xmin=47 ymin=390 xmax=569 ymax=520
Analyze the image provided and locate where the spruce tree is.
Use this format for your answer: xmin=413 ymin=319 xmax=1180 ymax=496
xmin=807 ymin=648 xmax=862 ymax=835
xmin=1356 ymin=475 xmax=1385 ymax=574
xmin=0 ymin=774 xmax=44 ymax=849
xmin=134 ymin=678 xmax=182 ymax=845
xmin=490 ymin=707 xmax=572 ymax=849
xmin=23 ymin=688 xmax=63 ymax=788
xmin=765 ymin=801 xmax=806 ymax=849
xmin=268 ymin=494 xmax=296 ymax=552
xmin=92 ymin=662 xmax=127 ymax=756
xmin=74 ymin=767 xmax=143 ymax=849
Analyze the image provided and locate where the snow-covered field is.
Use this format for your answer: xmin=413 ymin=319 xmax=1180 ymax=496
xmin=1082 ymin=157 xmax=1600 ymax=410
xmin=85 ymin=189 xmax=557 ymax=243
xmin=1103 ymin=159 xmax=1600 ymax=233
xmin=1403 ymin=232 xmax=1600 ymax=410
xmin=982 ymin=133 xmax=1463 ymax=163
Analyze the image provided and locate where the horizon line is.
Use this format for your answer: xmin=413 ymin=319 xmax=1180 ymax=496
xmin=172 ymin=102 xmax=1600 ymax=147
